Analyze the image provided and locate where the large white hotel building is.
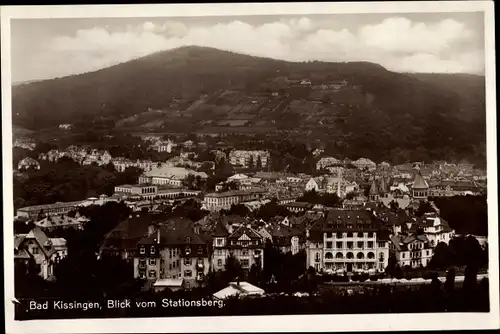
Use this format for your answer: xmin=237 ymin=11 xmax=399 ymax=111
xmin=305 ymin=209 xmax=390 ymax=274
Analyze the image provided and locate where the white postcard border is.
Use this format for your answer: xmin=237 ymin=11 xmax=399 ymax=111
xmin=2 ymin=2 xmax=498 ymax=333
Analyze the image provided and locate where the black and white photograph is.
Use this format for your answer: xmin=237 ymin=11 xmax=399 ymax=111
xmin=2 ymin=2 xmax=498 ymax=333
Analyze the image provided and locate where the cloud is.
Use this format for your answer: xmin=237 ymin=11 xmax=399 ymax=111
xmin=29 ymin=16 xmax=484 ymax=81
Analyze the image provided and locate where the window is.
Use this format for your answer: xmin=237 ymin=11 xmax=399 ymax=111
xmin=358 ymin=232 xmax=364 ymax=238
xmin=326 ymin=241 xmax=333 ymax=248
xmin=139 ymin=259 xmax=146 ymax=267
xmin=368 ymin=232 xmax=374 ymax=238
xmin=216 ymin=249 xmax=223 ymax=256
xmin=148 ymin=270 xmax=157 ymax=278
xmin=315 ymin=253 xmax=320 ymax=262
xmin=198 ymin=247 xmax=203 ymax=255
xmin=357 ymin=252 xmax=364 ymax=259
xmin=336 ymin=252 xmax=343 ymax=259
xmin=32 ymin=247 xmax=39 ymax=254
xmin=217 ymin=259 xmax=223 ymax=266
xmin=426 ymin=250 xmax=429 ymax=256
xmin=184 ymin=258 xmax=191 ymax=266
xmin=367 ymin=242 xmax=374 ymax=249
xmin=347 ymin=232 xmax=353 ymax=238
xmin=216 ymin=238 xmax=223 ymax=246
xmin=185 ymin=246 xmax=191 ymax=255
xmin=139 ymin=247 xmax=145 ymax=255
xmin=325 ymin=252 xmax=333 ymax=259
xmin=357 ymin=241 xmax=364 ymax=249
xmin=347 ymin=242 xmax=353 ymax=249
xmin=241 ymin=240 xmax=249 ymax=247
xmin=402 ymin=253 xmax=405 ymax=259
xmin=241 ymin=259 xmax=249 ymax=268
xmin=242 ymin=249 xmax=249 ymax=256
xmin=336 ymin=242 xmax=343 ymax=249
xmin=378 ymin=242 xmax=385 ymax=248
xmin=149 ymin=259 xmax=156 ymax=266
xmin=336 ymin=232 xmax=343 ymax=239
xmin=168 ymin=249 xmax=172 ymax=259
xmin=185 ymin=236 xmax=191 ymax=243
xmin=184 ymin=270 xmax=192 ymax=277
xmin=150 ymin=246 xmax=156 ymax=255
xmin=169 ymin=263 xmax=172 ymax=270
xmin=346 ymin=252 xmax=354 ymax=259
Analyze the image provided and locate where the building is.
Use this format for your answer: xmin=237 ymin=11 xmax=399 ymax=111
xmin=352 ymin=158 xmax=377 ymax=171
xmin=228 ymin=150 xmax=270 ymax=168
xmin=411 ymin=170 xmax=429 ymax=200
xmin=203 ymin=188 xmax=267 ymax=211
xmin=281 ymin=202 xmax=313 ymax=213
xmin=213 ymin=281 xmax=265 ymax=300
xmin=114 ymin=184 xmax=158 ymax=196
xmin=414 ymin=213 xmax=455 ymax=247
xmin=305 ymin=209 xmax=389 ymax=274
xmin=139 ymin=166 xmax=207 ymax=187
xmin=316 ymin=157 xmax=341 ymax=171
xmin=133 ymin=219 xmax=210 ymax=289
xmin=212 ymin=223 xmax=264 ymax=272
xmin=259 ymin=224 xmax=304 ymax=255
xmin=34 ymin=214 xmax=85 ymax=231
xmin=389 ymin=233 xmax=434 ymax=268
xmin=14 ymin=227 xmax=68 ymax=280
xmin=16 ymin=201 xmax=84 ymax=219
xmin=17 ymin=157 xmax=40 ymax=171
xmin=100 ymin=213 xmax=170 ymax=260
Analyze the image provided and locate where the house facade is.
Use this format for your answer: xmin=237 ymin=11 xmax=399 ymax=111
xmin=133 ymin=222 xmax=210 ymax=289
xmin=212 ymin=224 xmax=264 ymax=272
xmin=305 ymin=209 xmax=389 ymax=274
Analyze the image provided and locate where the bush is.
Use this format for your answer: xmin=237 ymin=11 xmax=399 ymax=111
xmin=359 ymin=274 xmax=369 ymax=282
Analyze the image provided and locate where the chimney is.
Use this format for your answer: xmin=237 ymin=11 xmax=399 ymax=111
xmin=157 ymin=228 xmax=161 ymax=244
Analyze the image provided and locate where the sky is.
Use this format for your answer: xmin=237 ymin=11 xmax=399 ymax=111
xmin=10 ymin=12 xmax=485 ymax=83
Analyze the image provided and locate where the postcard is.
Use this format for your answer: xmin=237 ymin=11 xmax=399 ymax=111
xmin=2 ymin=1 xmax=498 ymax=333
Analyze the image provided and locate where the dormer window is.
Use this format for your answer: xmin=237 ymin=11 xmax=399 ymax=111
xmin=150 ymin=246 xmax=156 ymax=255
xmin=185 ymin=236 xmax=191 ymax=243
xmin=197 ymin=247 xmax=203 ymax=255
xmin=185 ymin=246 xmax=191 ymax=255
xmin=140 ymin=246 xmax=145 ymax=255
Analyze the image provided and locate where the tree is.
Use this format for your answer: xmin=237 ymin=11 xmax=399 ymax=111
xmin=463 ymin=264 xmax=478 ymax=293
xmin=416 ymin=201 xmax=434 ymax=216
xmin=228 ymin=204 xmax=250 ymax=217
xmin=444 ymin=267 xmax=456 ymax=293
xmin=224 ymin=255 xmax=243 ymax=282
xmin=256 ymin=155 xmax=262 ymax=169
xmin=385 ymin=253 xmax=404 ymax=279
xmin=428 ymin=242 xmax=452 ymax=269
xmin=248 ymin=155 xmax=255 ymax=169
xmin=183 ymin=173 xmax=196 ymax=189
xmin=389 ymin=200 xmax=400 ymax=211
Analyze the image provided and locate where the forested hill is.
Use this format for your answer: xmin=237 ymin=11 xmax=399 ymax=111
xmin=12 ymin=46 xmax=486 ymax=165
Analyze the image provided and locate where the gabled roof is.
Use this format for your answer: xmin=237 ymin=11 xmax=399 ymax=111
xmin=100 ymin=213 xmax=170 ymax=251
xmin=412 ymin=171 xmax=429 ymax=189
xmin=369 ymin=179 xmax=379 ymax=195
xmin=213 ymin=221 xmax=230 ymax=237
xmin=138 ymin=222 xmax=206 ymax=246
xmin=24 ymin=227 xmax=56 ymax=258
xmin=228 ymin=226 xmax=262 ymax=240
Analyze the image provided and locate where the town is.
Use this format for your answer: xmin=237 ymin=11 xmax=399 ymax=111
xmin=13 ymin=133 xmax=489 ymax=318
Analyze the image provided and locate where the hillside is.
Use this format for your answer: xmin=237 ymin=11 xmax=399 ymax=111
xmin=11 ymin=46 xmax=486 ymax=165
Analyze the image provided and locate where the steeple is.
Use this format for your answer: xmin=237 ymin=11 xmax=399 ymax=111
xmin=369 ymin=178 xmax=379 ymax=201
xmin=411 ymin=170 xmax=429 ymax=200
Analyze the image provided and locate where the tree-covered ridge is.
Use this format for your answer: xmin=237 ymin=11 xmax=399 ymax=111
xmin=12 ymin=46 xmax=486 ymax=166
